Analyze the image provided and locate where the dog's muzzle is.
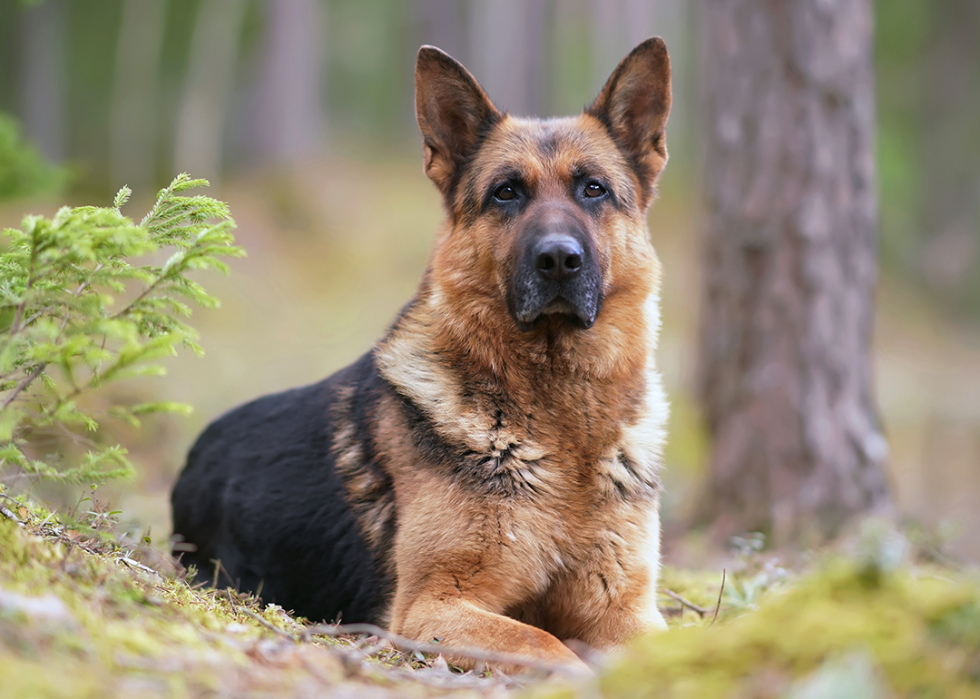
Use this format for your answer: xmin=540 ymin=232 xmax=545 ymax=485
xmin=507 ymin=218 xmax=602 ymax=332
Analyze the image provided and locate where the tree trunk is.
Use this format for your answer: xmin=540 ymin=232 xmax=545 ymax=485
xmin=696 ymin=0 xmax=890 ymax=546
xmin=110 ymin=0 xmax=167 ymax=194
xmin=591 ymin=0 xmax=669 ymax=88
xmin=19 ymin=0 xmax=66 ymax=164
xmin=467 ymin=0 xmax=548 ymax=116
xmin=253 ymin=0 xmax=326 ymax=164
xmin=173 ymin=0 xmax=247 ymax=186
xmin=414 ymin=0 xmax=467 ymax=64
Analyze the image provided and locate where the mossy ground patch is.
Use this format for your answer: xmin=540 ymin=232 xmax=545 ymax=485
xmin=2 ymin=499 xmax=977 ymax=698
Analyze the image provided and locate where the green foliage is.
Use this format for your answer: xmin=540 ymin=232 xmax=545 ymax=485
xmin=0 ymin=112 xmax=67 ymax=201
xmin=0 ymin=174 xmax=243 ymax=483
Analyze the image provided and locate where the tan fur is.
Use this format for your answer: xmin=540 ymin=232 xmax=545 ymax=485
xmin=335 ymin=38 xmax=673 ymax=673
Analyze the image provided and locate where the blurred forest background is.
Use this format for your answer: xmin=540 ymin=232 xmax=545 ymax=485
xmin=0 ymin=0 xmax=977 ymax=560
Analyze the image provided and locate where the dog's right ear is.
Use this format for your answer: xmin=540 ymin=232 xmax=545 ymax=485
xmin=415 ymin=46 xmax=501 ymax=196
xmin=587 ymin=37 xmax=671 ymax=208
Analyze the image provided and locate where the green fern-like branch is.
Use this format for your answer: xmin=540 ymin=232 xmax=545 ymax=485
xmin=0 ymin=174 xmax=244 ymax=483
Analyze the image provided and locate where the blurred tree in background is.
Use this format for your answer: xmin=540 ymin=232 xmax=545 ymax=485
xmin=695 ymin=0 xmax=889 ymax=546
xmin=877 ymin=0 xmax=980 ymax=316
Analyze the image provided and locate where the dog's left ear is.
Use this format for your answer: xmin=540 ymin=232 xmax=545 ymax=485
xmin=587 ymin=37 xmax=672 ymax=205
xmin=416 ymin=46 xmax=501 ymax=197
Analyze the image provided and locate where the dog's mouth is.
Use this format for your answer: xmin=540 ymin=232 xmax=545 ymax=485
xmin=509 ymin=285 xmax=602 ymax=332
xmin=542 ymin=298 xmax=576 ymax=315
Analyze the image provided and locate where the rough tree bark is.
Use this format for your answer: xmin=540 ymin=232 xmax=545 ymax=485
xmin=696 ymin=0 xmax=890 ymax=545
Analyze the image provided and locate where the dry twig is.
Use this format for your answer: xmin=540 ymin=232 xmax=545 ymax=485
xmin=305 ymin=622 xmax=579 ymax=676
xmin=241 ymin=608 xmax=297 ymax=642
xmin=710 ymin=568 xmax=726 ymax=625
xmin=116 ymin=555 xmax=163 ymax=579
xmin=225 ymin=588 xmax=238 ymax=615
xmin=0 ymin=503 xmax=23 ymax=527
xmin=664 ymin=589 xmax=710 ymax=617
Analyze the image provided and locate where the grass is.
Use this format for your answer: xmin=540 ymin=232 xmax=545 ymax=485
xmin=3 ymin=489 xmax=977 ymax=698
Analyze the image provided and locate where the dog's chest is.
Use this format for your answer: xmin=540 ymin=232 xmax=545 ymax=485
xmin=429 ymin=386 xmax=662 ymax=506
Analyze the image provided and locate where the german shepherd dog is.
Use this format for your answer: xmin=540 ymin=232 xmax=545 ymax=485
xmin=172 ymin=37 xmax=672 ymax=672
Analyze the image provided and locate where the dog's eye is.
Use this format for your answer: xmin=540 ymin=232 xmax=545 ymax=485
xmin=583 ymin=182 xmax=606 ymax=198
xmin=494 ymin=184 xmax=518 ymax=202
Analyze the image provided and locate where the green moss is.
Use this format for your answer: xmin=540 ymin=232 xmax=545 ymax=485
xmin=0 ymin=657 xmax=103 ymax=699
xmin=531 ymin=559 xmax=980 ymax=699
xmin=0 ymin=518 xmax=273 ymax=697
xmin=0 ymin=514 xmax=502 ymax=697
xmin=4 ymin=510 xmax=979 ymax=698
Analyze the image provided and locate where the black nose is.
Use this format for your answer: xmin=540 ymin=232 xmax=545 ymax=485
xmin=534 ymin=233 xmax=584 ymax=281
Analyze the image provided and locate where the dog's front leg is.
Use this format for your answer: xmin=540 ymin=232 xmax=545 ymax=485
xmin=391 ymin=594 xmax=589 ymax=674
xmin=537 ymin=501 xmax=668 ymax=653
xmin=387 ymin=486 xmax=590 ymax=674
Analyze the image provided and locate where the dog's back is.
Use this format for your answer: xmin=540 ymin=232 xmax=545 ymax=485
xmin=171 ymin=352 xmax=392 ymax=623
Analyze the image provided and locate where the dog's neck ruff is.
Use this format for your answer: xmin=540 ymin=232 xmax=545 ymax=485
xmin=373 ymin=285 xmax=668 ymax=498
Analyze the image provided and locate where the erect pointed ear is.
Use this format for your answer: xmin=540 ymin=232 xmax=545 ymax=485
xmin=587 ymin=37 xmax=672 ymax=207
xmin=415 ymin=46 xmax=501 ymax=197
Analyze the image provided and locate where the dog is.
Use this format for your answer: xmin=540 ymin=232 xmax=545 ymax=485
xmin=171 ymin=37 xmax=672 ymax=673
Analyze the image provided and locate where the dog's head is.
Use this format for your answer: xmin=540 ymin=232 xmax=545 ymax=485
xmin=416 ymin=39 xmax=670 ymax=334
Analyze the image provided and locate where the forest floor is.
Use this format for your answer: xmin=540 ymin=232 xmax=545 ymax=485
xmin=0 ymin=493 xmax=525 ymax=699
xmin=1 ymin=490 xmax=978 ymax=699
